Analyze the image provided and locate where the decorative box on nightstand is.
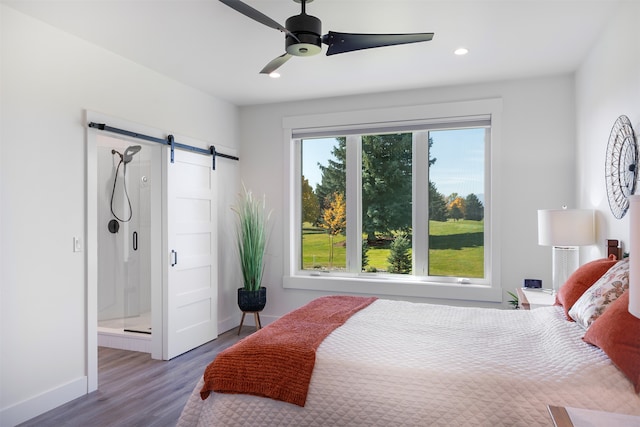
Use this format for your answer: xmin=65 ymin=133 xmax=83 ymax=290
xmin=517 ymin=288 xmax=555 ymax=310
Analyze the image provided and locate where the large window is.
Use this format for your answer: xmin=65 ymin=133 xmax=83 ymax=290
xmin=285 ymin=99 xmax=502 ymax=302
xmin=300 ymin=127 xmax=486 ymax=278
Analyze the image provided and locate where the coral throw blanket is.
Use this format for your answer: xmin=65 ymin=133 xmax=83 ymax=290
xmin=200 ymin=295 xmax=377 ymax=406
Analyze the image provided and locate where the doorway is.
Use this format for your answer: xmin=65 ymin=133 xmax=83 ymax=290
xmin=95 ymin=134 xmax=160 ymax=353
xmin=85 ymin=111 xmax=219 ymax=392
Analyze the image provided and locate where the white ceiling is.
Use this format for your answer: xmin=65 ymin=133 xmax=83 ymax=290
xmin=3 ymin=0 xmax=621 ymax=106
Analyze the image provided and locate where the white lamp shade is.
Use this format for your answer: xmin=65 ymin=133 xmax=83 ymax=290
xmin=628 ymin=195 xmax=640 ymax=318
xmin=538 ymin=209 xmax=595 ymax=247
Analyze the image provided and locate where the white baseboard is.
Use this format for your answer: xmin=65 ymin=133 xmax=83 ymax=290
xmin=0 ymin=377 xmax=86 ymax=427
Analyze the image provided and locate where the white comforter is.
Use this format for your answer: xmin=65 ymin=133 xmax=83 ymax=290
xmin=178 ymin=299 xmax=640 ymax=426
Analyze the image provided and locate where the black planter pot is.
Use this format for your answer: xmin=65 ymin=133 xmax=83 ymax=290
xmin=237 ymin=287 xmax=267 ymax=312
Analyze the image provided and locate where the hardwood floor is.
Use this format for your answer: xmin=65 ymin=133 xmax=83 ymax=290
xmin=19 ymin=328 xmax=251 ymax=427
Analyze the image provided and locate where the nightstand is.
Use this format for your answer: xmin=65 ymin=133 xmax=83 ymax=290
xmin=548 ymin=405 xmax=640 ymax=427
xmin=517 ymin=288 xmax=555 ymax=310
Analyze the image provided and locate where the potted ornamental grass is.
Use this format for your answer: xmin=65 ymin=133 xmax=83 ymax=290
xmin=232 ymin=185 xmax=271 ymax=312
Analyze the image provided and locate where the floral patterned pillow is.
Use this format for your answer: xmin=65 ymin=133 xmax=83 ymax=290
xmin=555 ymin=256 xmax=618 ymax=320
xmin=568 ymin=258 xmax=629 ymax=330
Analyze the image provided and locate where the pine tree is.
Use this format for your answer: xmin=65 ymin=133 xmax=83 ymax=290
xmin=361 ymin=238 xmax=370 ymax=270
xmin=387 ymin=234 xmax=412 ymax=274
xmin=315 ymin=137 xmax=346 ymax=212
xmin=362 ymin=133 xmax=413 ymax=241
xmin=429 ymin=181 xmax=448 ymax=221
xmin=464 ymin=193 xmax=484 ymax=220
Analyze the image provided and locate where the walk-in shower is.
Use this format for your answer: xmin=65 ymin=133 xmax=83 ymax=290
xmin=97 ymin=135 xmax=152 ymax=351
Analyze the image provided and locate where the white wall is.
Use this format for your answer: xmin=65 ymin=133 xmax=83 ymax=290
xmin=576 ymin=1 xmax=640 ymax=259
xmin=239 ymin=74 xmax=577 ymax=320
xmin=0 ymin=5 xmax=240 ymax=425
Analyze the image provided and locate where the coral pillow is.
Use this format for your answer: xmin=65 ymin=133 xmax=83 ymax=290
xmin=556 ymin=256 xmax=618 ymax=320
xmin=569 ymin=258 xmax=629 ymax=329
xmin=583 ymin=291 xmax=640 ymax=393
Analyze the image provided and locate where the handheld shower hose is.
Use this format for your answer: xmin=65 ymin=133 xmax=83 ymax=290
xmin=109 ymin=145 xmax=142 ymax=223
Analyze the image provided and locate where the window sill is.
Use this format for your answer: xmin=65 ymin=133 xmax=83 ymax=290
xmin=283 ymin=275 xmax=502 ymax=302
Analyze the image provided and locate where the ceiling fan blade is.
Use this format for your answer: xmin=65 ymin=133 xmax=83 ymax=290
xmin=260 ymin=53 xmax=292 ymax=74
xmin=219 ymin=0 xmax=299 ymax=41
xmin=323 ymin=31 xmax=434 ymax=56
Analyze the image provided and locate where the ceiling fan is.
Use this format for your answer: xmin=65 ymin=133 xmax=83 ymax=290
xmin=219 ymin=0 xmax=435 ymax=74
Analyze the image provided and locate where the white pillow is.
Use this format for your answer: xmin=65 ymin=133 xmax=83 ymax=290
xmin=568 ymin=258 xmax=629 ymax=329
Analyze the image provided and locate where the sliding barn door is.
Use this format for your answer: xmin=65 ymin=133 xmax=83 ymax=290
xmin=163 ymin=148 xmax=218 ymax=360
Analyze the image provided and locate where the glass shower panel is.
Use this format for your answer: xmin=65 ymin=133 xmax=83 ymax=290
xmin=123 ymin=152 xmax=152 ymax=334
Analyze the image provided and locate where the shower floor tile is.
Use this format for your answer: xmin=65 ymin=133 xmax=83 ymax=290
xmin=98 ymin=311 xmax=151 ymax=332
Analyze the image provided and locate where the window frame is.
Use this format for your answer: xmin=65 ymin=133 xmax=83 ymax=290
xmin=282 ymin=99 xmax=503 ymax=302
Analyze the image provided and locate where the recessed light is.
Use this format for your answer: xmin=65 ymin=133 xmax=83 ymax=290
xmin=454 ymin=48 xmax=469 ymax=56
xmin=269 ymin=71 xmax=281 ymax=78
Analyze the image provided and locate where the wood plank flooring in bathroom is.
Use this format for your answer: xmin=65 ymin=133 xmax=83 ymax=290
xmin=19 ymin=327 xmax=251 ymax=427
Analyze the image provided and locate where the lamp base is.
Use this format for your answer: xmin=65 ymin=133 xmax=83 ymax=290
xmin=552 ymin=246 xmax=579 ymax=294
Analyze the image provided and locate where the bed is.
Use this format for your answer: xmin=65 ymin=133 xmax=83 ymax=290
xmin=178 ymin=284 xmax=640 ymax=426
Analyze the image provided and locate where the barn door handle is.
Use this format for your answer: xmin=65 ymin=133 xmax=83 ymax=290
xmin=171 ymin=249 xmax=178 ymax=267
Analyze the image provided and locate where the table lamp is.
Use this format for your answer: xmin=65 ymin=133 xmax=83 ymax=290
xmin=538 ymin=208 xmax=595 ymax=294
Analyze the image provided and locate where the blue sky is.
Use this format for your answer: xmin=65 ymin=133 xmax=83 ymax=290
xmin=302 ymin=128 xmax=485 ymax=198
xmin=302 ymin=138 xmax=336 ymax=189
xmin=429 ymin=128 xmax=485 ymax=198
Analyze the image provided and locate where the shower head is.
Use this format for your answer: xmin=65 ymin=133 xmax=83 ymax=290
xmin=123 ymin=145 xmax=142 ymax=164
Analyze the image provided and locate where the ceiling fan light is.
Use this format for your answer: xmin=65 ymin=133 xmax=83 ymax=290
xmin=286 ymin=42 xmax=322 ymax=56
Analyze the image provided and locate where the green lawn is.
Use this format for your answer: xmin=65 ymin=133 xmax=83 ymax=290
xmin=302 ymin=219 xmax=484 ymax=277
xmin=428 ymin=220 xmax=484 ymax=278
xmin=302 ymin=232 xmax=347 ymax=269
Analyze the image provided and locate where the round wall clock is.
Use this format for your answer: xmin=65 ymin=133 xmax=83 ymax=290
xmin=605 ymin=115 xmax=638 ymax=219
